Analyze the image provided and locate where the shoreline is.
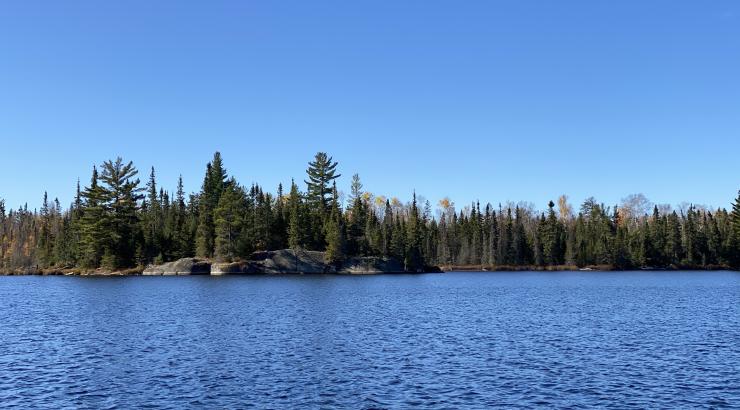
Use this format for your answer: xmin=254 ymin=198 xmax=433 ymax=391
xmin=1 ymin=265 xmax=736 ymax=276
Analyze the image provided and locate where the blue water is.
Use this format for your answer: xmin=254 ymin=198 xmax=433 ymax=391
xmin=1 ymin=271 xmax=739 ymax=409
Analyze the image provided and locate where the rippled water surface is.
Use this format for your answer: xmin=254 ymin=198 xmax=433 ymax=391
xmin=1 ymin=271 xmax=739 ymax=409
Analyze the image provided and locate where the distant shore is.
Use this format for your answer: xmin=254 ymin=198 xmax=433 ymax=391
xmin=2 ymin=263 xmax=736 ymax=276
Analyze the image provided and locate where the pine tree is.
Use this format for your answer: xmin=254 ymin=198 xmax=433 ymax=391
xmin=304 ymin=152 xmax=340 ymax=217
xmin=98 ymin=157 xmax=143 ymax=268
xmin=348 ymin=173 xmax=363 ymax=205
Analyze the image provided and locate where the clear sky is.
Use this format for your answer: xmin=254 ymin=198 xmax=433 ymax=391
xmin=1 ymin=1 xmax=738 ymax=212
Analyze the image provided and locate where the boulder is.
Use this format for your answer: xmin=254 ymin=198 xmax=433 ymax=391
xmin=142 ymin=258 xmax=211 ymax=275
xmin=338 ymin=257 xmax=405 ymax=274
xmin=211 ymin=261 xmax=260 ymax=275
xmin=251 ymin=249 xmax=332 ymax=274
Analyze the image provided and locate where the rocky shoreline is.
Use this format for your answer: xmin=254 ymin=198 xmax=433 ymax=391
xmin=0 ymin=249 xmax=442 ymax=276
xmin=143 ymin=249 xmax=429 ymax=275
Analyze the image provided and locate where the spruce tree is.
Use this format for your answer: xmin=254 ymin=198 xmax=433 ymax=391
xmin=511 ymin=207 xmax=530 ymax=265
xmin=729 ymin=190 xmax=740 ymax=267
xmin=273 ymin=183 xmax=287 ymax=249
xmin=195 ymin=153 xmax=228 ymax=258
xmin=542 ymin=200 xmax=565 ymax=265
xmin=382 ymin=199 xmax=393 ymax=257
xmin=324 ymin=182 xmax=346 ymax=265
xmin=405 ymin=192 xmax=424 ymax=271
xmin=287 ymin=180 xmax=306 ymax=250
xmin=0 ymin=199 xmax=5 ymax=269
xmin=37 ymin=191 xmax=54 ymax=268
xmin=214 ymin=180 xmax=248 ymax=261
xmin=143 ymin=167 xmax=162 ymax=262
xmin=78 ymin=166 xmax=107 ymax=268
xmin=171 ymin=175 xmax=189 ymax=258
xmin=347 ymin=174 xmax=368 ymax=255
xmin=665 ymin=211 xmax=683 ymax=266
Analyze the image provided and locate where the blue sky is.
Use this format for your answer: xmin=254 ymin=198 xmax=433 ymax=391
xmin=1 ymin=1 xmax=738 ymax=212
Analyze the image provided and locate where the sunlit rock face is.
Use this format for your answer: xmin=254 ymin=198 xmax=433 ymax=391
xmin=143 ymin=258 xmax=211 ymax=275
xmin=144 ymin=250 xmax=415 ymax=275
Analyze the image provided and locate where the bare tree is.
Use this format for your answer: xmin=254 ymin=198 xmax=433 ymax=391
xmin=620 ymin=193 xmax=653 ymax=221
xmin=557 ymin=194 xmax=573 ymax=221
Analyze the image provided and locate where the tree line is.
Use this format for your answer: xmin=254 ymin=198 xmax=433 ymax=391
xmin=1 ymin=152 xmax=739 ymax=272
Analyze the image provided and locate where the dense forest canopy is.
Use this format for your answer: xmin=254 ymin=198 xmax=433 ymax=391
xmin=1 ymin=152 xmax=739 ymax=272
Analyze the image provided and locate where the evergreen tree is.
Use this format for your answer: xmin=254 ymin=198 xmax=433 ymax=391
xmin=287 ymin=180 xmax=306 ymax=250
xmin=665 ymin=211 xmax=683 ymax=265
xmin=37 ymin=191 xmax=54 ymax=267
xmin=98 ymin=157 xmax=143 ymax=268
xmin=382 ymin=199 xmax=393 ymax=257
xmin=730 ymin=190 xmax=740 ymax=267
xmin=214 ymin=180 xmax=248 ymax=261
xmin=78 ymin=166 xmax=107 ymax=268
xmin=195 ymin=153 xmax=228 ymax=258
xmin=143 ymin=167 xmax=163 ymax=262
xmin=324 ymin=182 xmax=346 ymax=265
xmin=273 ymin=183 xmax=288 ymax=249
xmin=0 ymin=199 xmax=6 ymax=269
xmin=405 ymin=192 xmax=424 ymax=271
xmin=304 ymin=152 xmax=340 ymax=217
xmin=2 ymin=152 xmax=738 ymax=273
xmin=498 ymin=207 xmax=512 ymax=265
xmin=542 ymin=200 xmax=565 ymax=265
xmin=390 ymin=217 xmax=406 ymax=262
xmin=511 ymin=207 xmax=530 ymax=265
xmin=171 ymin=175 xmax=190 ymax=258
xmin=347 ymin=174 xmax=368 ymax=255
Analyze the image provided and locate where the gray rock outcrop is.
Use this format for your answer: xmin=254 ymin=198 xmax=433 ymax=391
xmin=142 ymin=258 xmax=211 ymax=275
xmin=143 ymin=249 xmax=428 ymax=275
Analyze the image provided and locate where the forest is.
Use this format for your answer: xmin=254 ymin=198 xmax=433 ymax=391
xmin=1 ymin=152 xmax=739 ymax=273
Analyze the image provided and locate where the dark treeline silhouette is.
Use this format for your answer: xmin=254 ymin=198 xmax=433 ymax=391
xmin=1 ymin=152 xmax=739 ymax=272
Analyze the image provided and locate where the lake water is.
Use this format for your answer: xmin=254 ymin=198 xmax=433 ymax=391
xmin=1 ymin=271 xmax=739 ymax=409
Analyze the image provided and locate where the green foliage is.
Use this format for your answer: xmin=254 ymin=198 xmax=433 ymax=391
xmin=324 ymin=183 xmax=346 ymax=265
xmin=214 ymin=180 xmax=250 ymax=261
xmin=304 ymin=152 xmax=340 ymax=216
xmin=1 ymin=154 xmax=737 ymax=273
xmin=287 ymin=180 xmax=307 ymax=250
xmin=195 ymin=153 xmax=228 ymax=258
